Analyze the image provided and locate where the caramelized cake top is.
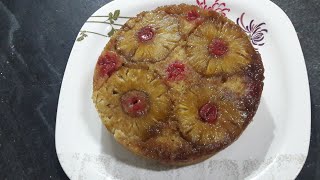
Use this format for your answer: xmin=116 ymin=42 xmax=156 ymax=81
xmin=92 ymin=4 xmax=264 ymax=165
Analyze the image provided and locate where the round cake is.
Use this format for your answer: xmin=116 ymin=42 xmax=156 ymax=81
xmin=92 ymin=4 xmax=264 ymax=165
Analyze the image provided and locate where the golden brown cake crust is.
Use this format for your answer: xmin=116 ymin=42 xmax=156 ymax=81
xmin=92 ymin=4 xmax=264 ymax=166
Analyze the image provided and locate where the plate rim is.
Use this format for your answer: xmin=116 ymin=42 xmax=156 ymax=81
xmin=55 ymin=0 xmax=311 ymax=179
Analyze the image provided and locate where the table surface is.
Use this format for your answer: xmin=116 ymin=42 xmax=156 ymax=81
xmin=0 ymin=0 xmax=319 ymax=179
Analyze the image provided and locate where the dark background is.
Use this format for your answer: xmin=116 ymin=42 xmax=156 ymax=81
xmin=0 ymin=0 xmax=319 ymax=179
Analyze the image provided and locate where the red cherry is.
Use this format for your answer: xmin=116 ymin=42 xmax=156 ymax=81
xmin=137 ymin=26 xmax=155 ymax=42
xmin=98 ymin=52 xmax=119 ymax=77
xmin=121 ymin=91 xmax=150 ymax=117
xmin=199 ymin=102 xmax=218 ymax=123
xmin=208 ymin=39 xmax=228 ymax=57
xmin=166 ymin=62 xmax=186 ymax=81
xmin=187 ymin=10 xmax=200 ymax=21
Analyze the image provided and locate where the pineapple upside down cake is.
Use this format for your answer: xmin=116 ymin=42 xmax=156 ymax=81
xmin=92 ymin=4 xmax=264 ymax=165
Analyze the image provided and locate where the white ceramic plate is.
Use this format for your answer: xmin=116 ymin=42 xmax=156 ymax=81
xmin=55 ymin=0 xmax=311 ymax=179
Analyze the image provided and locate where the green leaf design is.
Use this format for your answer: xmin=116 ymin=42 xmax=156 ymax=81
xmin=108 ymin=12 xmax=113 ymax=20
xmin=80 ymin=9 xmax=125 ymax=41
xmin=113 ymin=10 xmax=120 ymax=20
xmin=77 ymin=36 xmax=84 ymax=41
xmin=108 ymin=28 xmax=116 ymax=37
xmin=77 ymin=32 xmax=88 ymax=41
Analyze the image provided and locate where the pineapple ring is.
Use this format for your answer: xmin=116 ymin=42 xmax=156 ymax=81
xmin=175 ymin=84 xmax=247 ymax=145
xmin=219 ymin=75 xmax=248 ymax=100
xmin=116 ymin=11 xmax=181 ymax=62
xmin=94 ymin=67 xmax=171 ymax=140
xmin=147 ymin=44 xmax=204 ymax=99
xmin=156 ymin=4 xmax=206 ymax=37
xmin=186 ymin=20 xmax=256 ymax=76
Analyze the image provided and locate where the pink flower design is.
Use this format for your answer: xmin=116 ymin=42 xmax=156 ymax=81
xmin=196 ymin=0 xmax=230 ymax=16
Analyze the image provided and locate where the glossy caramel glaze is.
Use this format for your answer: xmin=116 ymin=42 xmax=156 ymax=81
xmin=92 ymin=4 xmax=264 ymax=165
